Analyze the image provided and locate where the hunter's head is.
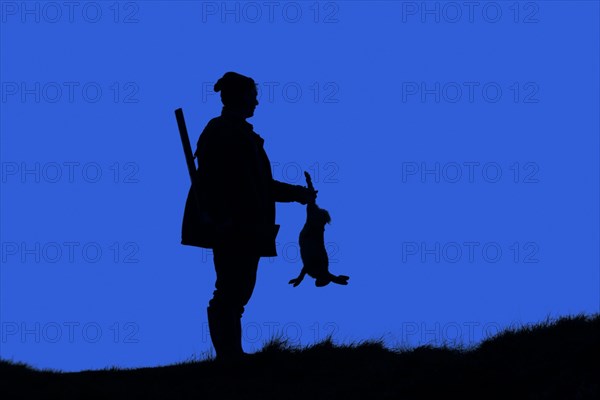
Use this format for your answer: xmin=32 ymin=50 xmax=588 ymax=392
xmin=214 ymin=71 xmax=258 ymax=119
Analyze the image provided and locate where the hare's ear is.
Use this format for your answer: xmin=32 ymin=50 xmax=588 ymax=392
xmin=304 ymin=171 xmax=315 ymax=192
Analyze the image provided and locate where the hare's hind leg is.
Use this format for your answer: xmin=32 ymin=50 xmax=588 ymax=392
xmin=331 ymin=274 xmax=349 ymax=285
xmin=289 ymin=268 xmax=306 ymax=287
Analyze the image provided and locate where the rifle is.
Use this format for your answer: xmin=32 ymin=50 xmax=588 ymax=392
xmin=175 ymin=108 xmax=198 ymax=188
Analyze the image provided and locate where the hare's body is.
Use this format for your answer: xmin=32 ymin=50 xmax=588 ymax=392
xmin=289 ymin=173 xmax=349 ymax=288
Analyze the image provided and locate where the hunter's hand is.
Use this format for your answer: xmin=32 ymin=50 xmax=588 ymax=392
xmin=298 ymin=186 xmax=318 ymax=205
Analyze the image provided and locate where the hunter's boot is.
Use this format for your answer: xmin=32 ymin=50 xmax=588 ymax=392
xmin=207 ymin=306 xmax=244 ymax=363
xmin=207 ymin=305 xmax=224 ymax=359
xmin=232 ymin=311 xmax=244 ymax=356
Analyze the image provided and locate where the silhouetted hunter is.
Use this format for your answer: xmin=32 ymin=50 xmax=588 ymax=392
xmin=181 ymin=71 xmax=317 ymax=362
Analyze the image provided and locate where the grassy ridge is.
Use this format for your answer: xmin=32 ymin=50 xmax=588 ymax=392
xmin=1 ymin=314 xmax=598 ymax=399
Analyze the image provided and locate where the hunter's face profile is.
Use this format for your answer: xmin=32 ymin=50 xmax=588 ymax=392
xmin=238 ymin=86 xmax=259 ymax=118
